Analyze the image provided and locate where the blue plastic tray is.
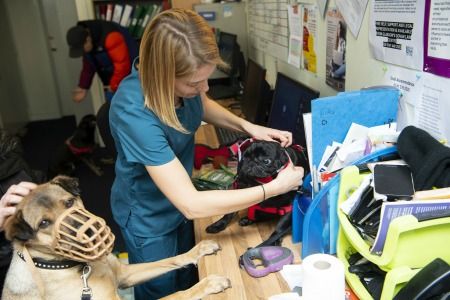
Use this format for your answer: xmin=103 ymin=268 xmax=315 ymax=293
xmin=299 ymin=147 xmax=398 ymax=258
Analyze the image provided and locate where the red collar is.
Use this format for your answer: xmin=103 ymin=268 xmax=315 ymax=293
xmin=65 ymin=138 xmax=94 ymax=156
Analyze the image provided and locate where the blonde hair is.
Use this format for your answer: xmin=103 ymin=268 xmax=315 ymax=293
xmin=139 ymin=9 xmax=226 ymax=133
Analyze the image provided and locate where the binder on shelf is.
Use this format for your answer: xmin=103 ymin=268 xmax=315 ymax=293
xmin=133 ymin=4 xmax=151 ymax=38
xmin=128 ymin=5 xmax=145 ymax=36
xmin=120 ymin=4 xmax=134 ymax=27
xmin=311 ymin=88 xmax=400 ymax=171
xmin=98 ymin=4 xmax=107 ymax=20
xmin=112 ymin=4 xmax=124 ymax=24
xmin=105 ymin=3 xmax=114 ymax=21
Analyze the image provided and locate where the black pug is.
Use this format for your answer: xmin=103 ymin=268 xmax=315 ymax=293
xmin=206 ymin=140 xmax=309 ymax=234
xmin=48 ymin=114 xmax=100 ymax=177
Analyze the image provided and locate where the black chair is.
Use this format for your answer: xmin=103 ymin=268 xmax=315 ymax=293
xmin=96 ymin=101 xmax=116 ymax=159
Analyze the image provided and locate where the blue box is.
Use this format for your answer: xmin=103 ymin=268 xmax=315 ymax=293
xmin=298 ymin=147 xmax=398 ymax=258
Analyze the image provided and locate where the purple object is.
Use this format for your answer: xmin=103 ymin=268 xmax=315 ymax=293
xmin=241 ymin=246 xmax=294 ymax=277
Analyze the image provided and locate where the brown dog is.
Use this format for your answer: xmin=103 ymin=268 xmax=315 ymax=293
xmin=2 ymin=176 xmax=230 ymax=300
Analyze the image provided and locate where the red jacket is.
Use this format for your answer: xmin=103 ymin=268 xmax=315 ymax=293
xmin=78 ymin=20 xmax=137 ymax=92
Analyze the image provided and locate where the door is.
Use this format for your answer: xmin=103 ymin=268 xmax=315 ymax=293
xmin=38 ymin=0 xmax=95 ymax=123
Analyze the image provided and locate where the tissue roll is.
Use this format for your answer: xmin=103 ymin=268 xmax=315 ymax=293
xmin=302 ymin=254 xmax=345 ymax=300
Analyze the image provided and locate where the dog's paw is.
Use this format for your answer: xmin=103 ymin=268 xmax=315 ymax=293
xmin=202 ymin=275 xmax=231 ymax=295
xmin=197 ymin=240 xmax=221 ymax=256
xmin=205 ymin=222 xmax=227 ymax=234
xmin=188 ymin=240 xmax=221 ymax=265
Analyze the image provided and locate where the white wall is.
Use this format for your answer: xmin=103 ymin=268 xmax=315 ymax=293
xmin=4 ymin=0 xmax=62 ymax=121
xmin=248 ymin=0 xmax=387 ymax=97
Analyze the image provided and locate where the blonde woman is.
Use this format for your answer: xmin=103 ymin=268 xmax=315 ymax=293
xmin=109 ymin=9 xmax=304 ymax=299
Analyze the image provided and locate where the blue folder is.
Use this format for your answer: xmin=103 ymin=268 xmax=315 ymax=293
xmin=311 ymin=88 xmax=400 ymax=169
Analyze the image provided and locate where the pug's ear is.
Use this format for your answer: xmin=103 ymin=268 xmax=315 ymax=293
xmin=4 ymin=210 xmax=35 ymax=242
xmin=51 ymin=175 xmax=80 ymax=196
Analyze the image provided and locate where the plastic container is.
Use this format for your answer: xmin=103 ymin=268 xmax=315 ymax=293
xmin=300 ymin=147 xmax=399 ymax=258
xmin=337 ymin=165 xmax=450 ymax=270
xmin=337 ymin=229 xmax=420 ymax=300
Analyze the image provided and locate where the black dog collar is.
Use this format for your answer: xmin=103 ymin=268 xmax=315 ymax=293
xmin=17 ymin=251 xmax=81 ymax=270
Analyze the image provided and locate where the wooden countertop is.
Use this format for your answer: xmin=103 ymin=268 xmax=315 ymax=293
xmin=194 ymin=117 xmax=302 ymax=299
xmin=194 ymin=213 xmax=301 ymax=299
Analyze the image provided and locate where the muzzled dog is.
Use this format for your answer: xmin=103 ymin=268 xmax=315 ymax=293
xmin=2 ymin=176 xmax=230 ymax=300
xmin=206 ymin=140 xmax=309 ymax=234
xmin=48 ymin=115 xmax=102 ymax=177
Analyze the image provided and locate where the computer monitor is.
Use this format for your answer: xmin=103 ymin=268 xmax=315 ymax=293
xmin=267 ymin=73 xmax=320 ymax=147
xmin=240 ymin=59 xmax=271 ymax=125
xmin=217 ymin=32 xmax=238 ymax=76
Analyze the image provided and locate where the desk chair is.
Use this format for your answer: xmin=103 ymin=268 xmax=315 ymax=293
xmin=96 ymin=102 xmax=116 ymax=159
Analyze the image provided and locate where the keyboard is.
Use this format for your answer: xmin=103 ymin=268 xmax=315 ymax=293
xmin=215 ymin=127 xmax=249 ymax=146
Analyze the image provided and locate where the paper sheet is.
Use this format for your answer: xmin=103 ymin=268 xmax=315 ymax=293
xmin=336 ymin=0 xmax=369 ymax=38
xmin=369 ymin=0 xmax=425 ymax=70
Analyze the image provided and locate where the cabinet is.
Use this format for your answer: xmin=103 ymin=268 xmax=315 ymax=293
xmin=194 ymin=2 xmax=248 ymax=80
xmin=91 ymin=1 xmax=165 ymax=39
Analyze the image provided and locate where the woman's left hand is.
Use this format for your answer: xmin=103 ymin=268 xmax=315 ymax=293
xmin=246 ymin=124 xmax=293 ymax=147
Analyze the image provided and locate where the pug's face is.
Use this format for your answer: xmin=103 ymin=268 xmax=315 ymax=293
xmin=3 ymin=176 xmax=83 ymax=257
xmin=237 ymin=141 xmax=289 ymax=187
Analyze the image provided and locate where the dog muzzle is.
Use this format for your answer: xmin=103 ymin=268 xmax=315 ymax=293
xmin=51 ymin=206 xmax=115 ymax=262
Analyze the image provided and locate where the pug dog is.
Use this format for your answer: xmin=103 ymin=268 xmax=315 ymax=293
xmin=2 ymin=176 xmax=230 ymax=300
xmin=206 ymin=140 xmax=309 ymax=234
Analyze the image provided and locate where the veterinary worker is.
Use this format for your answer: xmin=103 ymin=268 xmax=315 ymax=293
xmin=109 ymin=9 xmax=305 ymax=300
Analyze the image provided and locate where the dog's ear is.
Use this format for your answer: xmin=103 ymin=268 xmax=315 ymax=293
xmin=51 ymin=175 xmax=80 ymax=196
xmin=4 ymin=210 xmax=36 ymax=242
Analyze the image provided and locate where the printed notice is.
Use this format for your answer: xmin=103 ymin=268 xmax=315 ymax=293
xmin=369 ymin=0 xmax=425 ymax=70
xmin=302 ymin=4 xmax=318 ymax=73
xmin=424 ymin=0 xmax=450 ymax=78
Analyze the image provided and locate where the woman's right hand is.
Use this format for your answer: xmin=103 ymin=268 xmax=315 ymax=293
xmin=269 ymin=162 xmax=304 ymax=196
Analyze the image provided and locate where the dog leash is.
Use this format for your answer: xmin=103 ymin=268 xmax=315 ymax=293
xmin=20 ymin=246 xmax=94 ymax=300
xmin=81 ymin=264 xmax=93 ymax=300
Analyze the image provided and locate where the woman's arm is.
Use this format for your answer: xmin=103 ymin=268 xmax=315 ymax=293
xmin=201 ymin=92 xmax=293 ymax=147
xmin=146 ymin=157 xmax=304 ymax=220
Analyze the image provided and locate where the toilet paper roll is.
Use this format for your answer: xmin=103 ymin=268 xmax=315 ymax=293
xmin=302 ymin=254 xmax=345 ymax=300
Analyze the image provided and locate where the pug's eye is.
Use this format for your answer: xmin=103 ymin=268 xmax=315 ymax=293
xmin=39 ymin=219 xmax=52 ymax=229
xmin=263 ymin=159 xmax=271 ymax=165
xmin=65 ymin=198 xmax=75 ymax=208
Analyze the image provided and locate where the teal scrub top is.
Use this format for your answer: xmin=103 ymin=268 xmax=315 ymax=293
xmin=109 ymin=61 xmax=203 ymax=237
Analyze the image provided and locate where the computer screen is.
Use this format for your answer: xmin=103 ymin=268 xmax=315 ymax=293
xmin=267 ymin=73 xmax=320 ymax=147
xmin=217 ymin=32 xmax=238 ymax=75
xmin=241 ymin=59 xmax=271 ymax=125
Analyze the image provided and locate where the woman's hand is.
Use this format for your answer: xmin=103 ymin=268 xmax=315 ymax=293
xmin=245 ymin=123 xmax=293 ymax=147
xmin=0 ymin=182 xmax=36 ymax=231
xmin=266 ymin=162 xmax=304 ymax=197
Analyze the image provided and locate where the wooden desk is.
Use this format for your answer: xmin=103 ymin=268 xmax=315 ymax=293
xmin=194 ymin=111 xmax=302 ymax=299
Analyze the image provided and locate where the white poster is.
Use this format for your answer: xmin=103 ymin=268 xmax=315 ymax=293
xmin=382 ymin=65 xmax=423 ymax=131
xmin=336 ymin=0 xmax=369 ymax=38
xmin=325 ymin=9 xmax=346 ymax=91
xmin=302 ymin=4 xmax=318 ymax=73
xmin=287 ymin=5 xmax=302 ymax=68
xmin=369 ymin=0 xmax=425 ymax=70
xmin=316 ymin=0 xmax=329 ymax=18
xmin=383 ymin=66 xmax=450 ymax=144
